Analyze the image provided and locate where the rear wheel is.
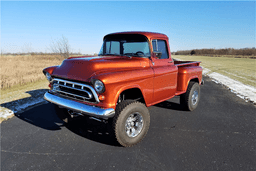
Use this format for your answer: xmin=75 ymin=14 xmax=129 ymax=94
xmin=113 ymin=100 xmax=150 ymax=147
xmin=180 ymin=81 xmax=200 ymax=111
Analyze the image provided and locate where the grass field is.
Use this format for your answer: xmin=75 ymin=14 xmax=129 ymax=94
xmin=173 ymin=55 xmax=256 ymax=87
xmin=0 ymin=54 xmax=67 ymax=121
xmin=1 ymin=54 xmax=66 ymax=90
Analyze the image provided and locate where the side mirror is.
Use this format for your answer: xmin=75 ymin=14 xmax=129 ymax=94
xmin=153 ymin=51 xmax=162 ymax=59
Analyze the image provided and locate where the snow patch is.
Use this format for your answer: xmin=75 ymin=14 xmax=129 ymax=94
xmin=0 ymin=98 xmax=46 ymax=119
xmin=0 ymin=109 xmax=14 ymax=119
xmin=1 ymin=89 xmax=48 ymax=120
xmin=202 ymin=68 xmax=211 ymax=75
xmin=207 ymin=71 xmax=256 ymax=104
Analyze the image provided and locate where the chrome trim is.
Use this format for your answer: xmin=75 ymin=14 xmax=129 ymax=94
xmin=125 ymin=112 xmax=144 ymax=138
xmin=44 ymin=92 xmax=115 ymax=119
xmin=191 ymin=90 xmax=199 ymax=106
xmin=54 ymin=84 xmax=93 ymax=99
xmin=54 ymin=89 xmax=92 ymax=100
xmin=50 ymin=90 xmax=98 ymax=104
xmin=53 ymin=78 xmax=99 ymax=103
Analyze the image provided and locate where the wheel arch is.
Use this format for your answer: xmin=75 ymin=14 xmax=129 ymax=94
xmin=190 ymin=77 xmax=199 ymax=84
xmin=185 ymin=77 xmax=200 ymax=91
xmin=115 ymin=86 xmax=146 ymax=105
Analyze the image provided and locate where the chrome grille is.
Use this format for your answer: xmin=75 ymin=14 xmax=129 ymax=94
xmin=52 ymin=78 xmax=99 ymax=103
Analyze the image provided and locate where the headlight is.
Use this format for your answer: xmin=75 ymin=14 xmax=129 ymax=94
xmin=45 ymin=72 xmax=52 ymax=82
xmin=94 ymin=80 xmax=105 ymax=93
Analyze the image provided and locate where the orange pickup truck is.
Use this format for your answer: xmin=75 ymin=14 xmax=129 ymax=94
xmin=43 ymin=31 xmax=203 ymax=147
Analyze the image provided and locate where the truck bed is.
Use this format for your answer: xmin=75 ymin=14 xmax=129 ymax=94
xmin=174 ymin=61 xmax=201 ymax=67
xmin=174 ymin=60 xmax=203 ymax=95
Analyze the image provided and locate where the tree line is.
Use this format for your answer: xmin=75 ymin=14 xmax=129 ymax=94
xmin=174 ymin=48 xmax=256 ymax=56
xmin=1 ymin=52 xmax=85 ymax=56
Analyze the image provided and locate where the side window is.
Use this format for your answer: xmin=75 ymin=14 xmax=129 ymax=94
xmin=157 ymin=40 xmax=169 ymax=59
xmin=152 ymin=39 xmax=169 ymax=59
xmin=106 ymin=41 xmax=111 ymax=54
xmin=152 ymin=40 xmax=157 ymax=52
xmin=105 ymin=41 xmax=120 ymax=54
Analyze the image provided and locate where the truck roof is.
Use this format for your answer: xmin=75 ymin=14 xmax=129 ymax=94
xmin=104 ymin=31 xmax=168 ymax=40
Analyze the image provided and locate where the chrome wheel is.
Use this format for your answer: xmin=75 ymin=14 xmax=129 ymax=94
xmin=114 ymin=100 xmax=150 ymax=147
xmin=192 ymin=90 xmax=199 ymax=105
xmin=180 ymin=81 xmax=200 ymax=111
xmin=125 ymin=112 xmax=144 ymax=137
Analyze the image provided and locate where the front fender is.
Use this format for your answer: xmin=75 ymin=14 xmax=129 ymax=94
xmin=114 ymin=84 xmax=143 ymax=103
xmin=43 ymin=66 xmax=58 ymax=75
xmin=91 ymin=68 xmax=154 ymax=108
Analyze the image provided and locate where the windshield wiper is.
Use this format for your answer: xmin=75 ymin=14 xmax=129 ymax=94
xmin=104 ymin=53 xmax=121 ymax=56
xmin=100 ymin=53 xmax=133 ymax=58
xmin=121 ymin=54 xmax=132 ymax=58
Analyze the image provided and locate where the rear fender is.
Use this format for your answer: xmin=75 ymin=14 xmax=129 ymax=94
xmin=183 ymin=76 xmax=202 ymax=92
xmin=177 ymin=66 xmax=202 ymax=92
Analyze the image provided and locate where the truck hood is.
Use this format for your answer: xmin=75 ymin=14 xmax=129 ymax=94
xmin=52 ymin=56 xmax=149 ymax=82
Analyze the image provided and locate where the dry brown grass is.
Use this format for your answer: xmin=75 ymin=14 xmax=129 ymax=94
xmin=1 ymin=54 xmax=66 ymax=89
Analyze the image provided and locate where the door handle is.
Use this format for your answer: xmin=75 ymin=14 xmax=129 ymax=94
xmin=168 ymin=61 xmax=173 ymax=63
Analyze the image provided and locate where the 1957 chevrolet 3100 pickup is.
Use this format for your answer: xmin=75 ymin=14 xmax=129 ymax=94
xmin=43 ymin=31 xmax=203 ymax=147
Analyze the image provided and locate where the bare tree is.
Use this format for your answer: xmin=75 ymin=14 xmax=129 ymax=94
xmin=1 ymin=49 xmax=5 ymax=56
xmin=49 ymin=35 xmax=70 ymax=58
xmin=21 ymin=42 xmax=32 ymax=54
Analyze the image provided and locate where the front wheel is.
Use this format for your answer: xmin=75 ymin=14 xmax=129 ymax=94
xmin=180 ymin=81 xmax=200 ymax=111
xmin=113 ymin=100 xmax=150 ymax=147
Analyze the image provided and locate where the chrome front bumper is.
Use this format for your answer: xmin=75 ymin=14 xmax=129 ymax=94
xmin=44 ymin=92 xmax=115 ymax=119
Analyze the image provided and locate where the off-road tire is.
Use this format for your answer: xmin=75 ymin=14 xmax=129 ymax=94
xmin=180 ymin=81 xmax=200 ymax=111
xmin=113 ymin=100 xmax=150 ymax=147
xmin=54 ymin=104 xmax=71 ymax=123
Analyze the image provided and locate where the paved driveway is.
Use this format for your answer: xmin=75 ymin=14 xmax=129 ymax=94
xmin=1 ymin=76 xmax=256 ymax=171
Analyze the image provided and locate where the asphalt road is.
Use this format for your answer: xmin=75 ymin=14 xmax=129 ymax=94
xmin=1 ymin=76 xmax=256 ymax=171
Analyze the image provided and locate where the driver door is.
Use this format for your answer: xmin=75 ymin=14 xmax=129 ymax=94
xmin=151 ymin=39 xmax=178 ymax=103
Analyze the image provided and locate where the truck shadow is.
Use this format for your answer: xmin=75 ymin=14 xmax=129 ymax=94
xmin=1 ymin=89 xmax=67 ymax=131
xmin=14 ymin=102 xmax=65 ymax=130
xmin=14 ymin=103 xmax=120 ymax=146
xmin=7 ymin=89 xmax=182 ymax=146
xmin=1 ymin=89 xmax=63 ymax=130
xmin=0 ymin=88 xmax=65 ymax=130
xmin=65 ymin=117 xmax=121 ymax=147
xmin=4 ymin=88 xmax=120 ymax=147
xmin=154 ymin=98 xmax=185 ymax=111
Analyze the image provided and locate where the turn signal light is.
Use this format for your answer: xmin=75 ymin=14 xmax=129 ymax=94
xmin=98 ymin=95 xmax=105 ymax=101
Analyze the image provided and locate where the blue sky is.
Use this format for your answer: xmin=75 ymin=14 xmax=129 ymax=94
xmin=1 ymin=1 xmax=255 ymax=54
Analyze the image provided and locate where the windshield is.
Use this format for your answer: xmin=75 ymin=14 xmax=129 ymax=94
xmin=98 ymin=34 xmax=150 ymax=57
